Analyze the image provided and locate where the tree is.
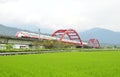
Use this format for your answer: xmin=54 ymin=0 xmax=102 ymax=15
xmin=6 ymin=44 xmax=12 ymax=50
xmin=42 ymin=40 xmax=54 ymax=49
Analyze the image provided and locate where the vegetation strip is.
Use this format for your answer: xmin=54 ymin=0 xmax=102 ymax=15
xmin=0 ymin=49 xmax=72 ymax=56
xmin=0 ymin=50 xmax=60 ymax=56
xmin=0 ymin=49 xmax=120 ymax=56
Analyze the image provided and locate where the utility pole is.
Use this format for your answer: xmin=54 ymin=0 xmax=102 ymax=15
xmin=38 ymin=29 xmax=40 ymax=40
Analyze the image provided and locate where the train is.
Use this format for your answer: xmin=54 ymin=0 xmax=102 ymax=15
xmin=16 ymin=31 xmax=57 ymax=40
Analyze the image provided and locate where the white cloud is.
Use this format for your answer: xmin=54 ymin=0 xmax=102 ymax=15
xmin=0 ymin=0 xmax=120 ymax=32
xmin=0 ymin=0 xmax=18 ymax=3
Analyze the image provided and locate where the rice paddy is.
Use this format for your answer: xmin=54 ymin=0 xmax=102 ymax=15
xmin=0 ymin=50 xmax=120 ymax=77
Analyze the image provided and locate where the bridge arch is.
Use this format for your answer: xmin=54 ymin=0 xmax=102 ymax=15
xmin=87 ymin=38 xmax=100 ymax=48
xmin=52 ymin=29 xmax=83 ymax=46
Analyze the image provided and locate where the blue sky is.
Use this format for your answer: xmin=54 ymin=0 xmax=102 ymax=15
xmin=0 ymin=0 xmax=120 ymax=32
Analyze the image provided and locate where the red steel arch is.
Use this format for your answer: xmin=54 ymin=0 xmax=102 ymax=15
xmin=52 ymin=29 xmax=83 ymax=46
xmin=87 ymin=38 xmax=100 ymax=48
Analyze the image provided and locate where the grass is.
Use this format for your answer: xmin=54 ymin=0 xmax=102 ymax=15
xmin=0 ymin=50 xmax=120 ymax=77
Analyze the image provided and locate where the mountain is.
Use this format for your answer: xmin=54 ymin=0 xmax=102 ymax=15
xmin=0 ymin=24 xmax=52 ymax=37
xmin=79 ymin=28 xmax=120 ymax=46
xmin=9 ymin=25 xmax=53 ymax=34
xmin=0 ymin=24 xmax=22 ymax=37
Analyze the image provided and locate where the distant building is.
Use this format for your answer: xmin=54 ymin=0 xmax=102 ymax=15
xmin=12 ymin=44 xmax=29 ymax=49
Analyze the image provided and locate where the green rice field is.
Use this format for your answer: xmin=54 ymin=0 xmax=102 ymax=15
xmin=0 ymin=50 xmax=120 ymax=77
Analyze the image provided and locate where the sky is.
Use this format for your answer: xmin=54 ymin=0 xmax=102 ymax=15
xmin=0 ymin=0 xmax=120 ymax=32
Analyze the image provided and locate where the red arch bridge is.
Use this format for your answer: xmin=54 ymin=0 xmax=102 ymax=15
xmin=15 ymin=29 xmax=100 ymax=48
